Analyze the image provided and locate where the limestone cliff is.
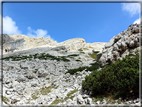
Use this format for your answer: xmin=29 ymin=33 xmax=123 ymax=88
xmin=97 ymin=23 xmax=141 ymax=68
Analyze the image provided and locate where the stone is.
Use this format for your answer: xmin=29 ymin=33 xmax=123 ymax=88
xmin=5 ymin=90 xmax=13 ymax=95
xmin=129 ymin=41 xmax=135 ymax=48
xmin=31 ymin=82 xmax=38 ymax=87
xmin=37 ymin=70 xmax=48 ymax=78
xmin=82 ymin=94 xmax=88 ymax=99
xmin=105 ymin=37 xmax=115 ymax=48
xmin=25 ymin=72 xmax=36 ymax=79
xmin=15 ymin=75 xmax=26 ymax=82
xmin=66 ymin=99 xmax=72 ymax=104
xmin=87 ymin=98 xmax=92 ymax=104
xmin=51 ymin=80 xmax=59 ymax=87
xmin=11 ymin=99 xmax=19 ymax=104
xmin=77 ymin=95 xmax=84 ymax=104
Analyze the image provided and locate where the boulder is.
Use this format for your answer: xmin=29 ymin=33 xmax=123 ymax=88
xmin=87 ymin=98 xmax=92 ymax=104
xmin=77 ymin=95 xmax=84 ymax=104
xmin=97 ymin=23 xmax=140 ymax=68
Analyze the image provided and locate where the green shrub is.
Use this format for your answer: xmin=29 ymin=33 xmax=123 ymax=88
xmin=65 ymin=61 xmax=99 ymax=75
xmin=67 ymin=54 xmax=79 ymax=57
xmin=78 ymin=49 xmax=83 ymax=51
xmin=2 ymin=53 xmax=71 ymax=62
xmin=65 ymin=66 xmax=87 ymax=75
xmin=75 ymin=59 xmax=82 ymax=62
xmin=82 ymin=51 xmax=139 ymax=100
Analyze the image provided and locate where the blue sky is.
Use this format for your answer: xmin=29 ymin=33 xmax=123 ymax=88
xmin=3 ymin=2 xmax=140 ymax=43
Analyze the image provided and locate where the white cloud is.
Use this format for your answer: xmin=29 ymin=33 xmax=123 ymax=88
xmin=27 ymin=26 xmax=51 ymax=38
xmin=122 ymin=3 xmax=140 ymax=17
xmin=2 ymin=15 xmax=55 ymax=41
xmin=133 ymin=17 xmax=141 ymax=24
xmin=3 ymin=16 xmax=21 ymax=35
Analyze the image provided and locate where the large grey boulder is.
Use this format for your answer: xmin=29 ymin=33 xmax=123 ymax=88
xmin=97 ymin=24 xmax=141 ymax=68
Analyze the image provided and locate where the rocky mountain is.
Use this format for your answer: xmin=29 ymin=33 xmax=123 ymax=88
xmin=0 ymin=24 xmax=141 ymax=106
xmin=97 ymin=23 xmax=141 ymax=68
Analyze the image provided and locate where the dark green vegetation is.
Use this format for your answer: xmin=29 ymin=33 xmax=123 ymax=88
xmin=78 ymin=49 xmax=83 ymax=51
xmin=82 ymin=51 xmax=139 ymax=101
xmin=65 ymin=61 xmax=99 ymax=75
xmin=2 ymin=53 xmax=79 ymax=62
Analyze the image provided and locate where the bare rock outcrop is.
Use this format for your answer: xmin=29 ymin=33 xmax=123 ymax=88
xmin=2 ymin=35 xmax=57 ymax=54
xmin=57 ymin=38 xmax=86 ymax=51
xmin=0 ymin=34 xmax=15 ymax=44
xmin=97 ymin=23 xmax=141 ymax=68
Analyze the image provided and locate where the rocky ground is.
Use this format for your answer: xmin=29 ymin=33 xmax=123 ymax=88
xmin=1 ymin=48 xmax=141 ymax=106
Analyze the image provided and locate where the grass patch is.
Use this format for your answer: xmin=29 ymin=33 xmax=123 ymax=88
xmin=89 ymin=46 xmax=93 ymax=48
xmin=83 ymin=48 xmax=89 ymax=50
xmin=31 ymin=90 xmax=40 ymax=100
xmin=51 ymin=89 xmax=78 ymax=105
xmin=78 ymin=49 xmax=83 ymax=51
xmin=26 ymin=98 xmax=32 ymax=104
xmin=40 ymin=86 xmax=58 ymax=95
xmin=70 ymin=95 xmax=75 ymax=100
xmin=31 ymin=86 xmax=58 ymax=100
xmin=67 ymin=89 xmax=78 ymax=97
xmin=1 ymin=95 xmax=11 ymax=106
xmin=80 ymin=51 xmax=85 ymax=54
xmin=46 ymin=78 xmax=50 ymax=80
xmin=51 ymin=98 xmax=64 ymax=105
xmin=88 ymin=52 xmax=98 ymax=60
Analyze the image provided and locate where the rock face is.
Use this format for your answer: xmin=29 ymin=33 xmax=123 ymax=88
xmin=2 ymin=35 xmax=57 ymax=54
xmin=0 ymin=34 xmax=15 ymax=44
xmin=3 ymin=39 xmax=25 ymax=52
xmin=97 ymin=23 xmax=141 ymax=68
xmin=57 ymin=38 xmax=86 ymax=51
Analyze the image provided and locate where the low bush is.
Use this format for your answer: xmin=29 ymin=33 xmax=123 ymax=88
xmin=65 ymin=61 xmax=99 ymax=74
xmin=82 ymin=51 xmax=139 ymax=100
xmin=2 ymin=53 xmax=71 ymax=62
